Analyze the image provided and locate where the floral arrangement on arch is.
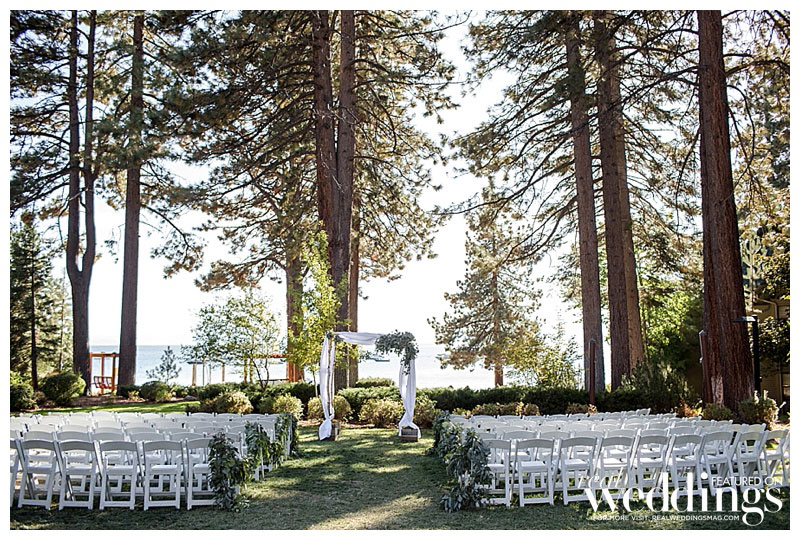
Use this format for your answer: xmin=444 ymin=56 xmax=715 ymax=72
xmin=375 ymin=331 xmax=419 ymax=373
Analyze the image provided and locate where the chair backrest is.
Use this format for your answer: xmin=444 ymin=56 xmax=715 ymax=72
xmin=671 ymin=434 xmax=703 ymax=457
xmin=640 ymin=429 xmax=668 ymax=438
xmin=560 ymin=436 xmax=598 ymax=460
xmin=56 ymin=431 xmax=92 ymax=442
xmin=117 ymin=413 xmax=141 ymax=423
xmin=95 ymin=421 xmax=123 ymax=430
xmin=140 ymin=413 xmax=162 ymax=421
xmin=647 ymin=422 xmax=670 ymax=430
xmin=98 ymin=440 xmax=139 ymax=464
xmin=170 ymin=432 xmax=204 ymax=442
xmin=745 ymin=423 xmax=766 ymax=433
xmin=23 ymin=430 xmax=55 ymax=441
xmin=184 ymin=438 xmax=212 ymax=462
xmin=126 ymin=426 xmax=157 ymax=435
xmin=670 ymin=426 xmax=696 ymax=436
xmin=605 ymin=429 xmax=637 ymax=438
xmin=734 ymin=431 xmax=765 ymax=455
xmin=188 ymin=413 xmax=215 ymax=419
xmin=92 ymin=431 xmax=125 ymax=442
xmin=129 ymin=432 xmax=165 ymax=442
xmin=21 ymin=438 xmax=57 ymax=457
xmin=56 ymin=440 xmax=98 ymax=465
xmin=37 ymin=416 xmax=65 ymax=426
xmin=25 ymin=424 xmax=57 ymax=434
xmin=502 ymin=430 xmax=536 ymax=441
xmin=635 ymin=435 xmax=670 ymax=459
xmin=142 ymin=440 xmax=183 ymax=465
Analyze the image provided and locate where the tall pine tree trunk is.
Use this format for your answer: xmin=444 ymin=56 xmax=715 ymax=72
xmin=66 ymin=10 xmax=95 ymax=393
xmin=312 ymin=10 xmax=349 ymax=391
xmin=285 ymin=254 xmax=304 ymax=382
xmin=697 ymin=10 xmax=753 ymax=408
xmin=348 ymin=193 xmax=361 ymax=386
xmin=565 ymin=15 xmax=605 ymax=392
xmin=118 ymin=13 xmax=144 ymax=386
xmin=594 ymin=11 xmax=643 ymax=388
xmin=29 ymin=246 xmax=38 ymax=391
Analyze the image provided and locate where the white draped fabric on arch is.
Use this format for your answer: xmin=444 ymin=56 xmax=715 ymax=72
xmin=318 ymin=332 xmax=419 ymax=440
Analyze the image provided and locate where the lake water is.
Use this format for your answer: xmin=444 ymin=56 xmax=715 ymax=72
xmin=89 ymin=344 xmax=495 ymax=390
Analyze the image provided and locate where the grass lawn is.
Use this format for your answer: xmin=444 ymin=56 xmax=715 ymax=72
xmin=10 ymin=421 xmax=790 ymax=530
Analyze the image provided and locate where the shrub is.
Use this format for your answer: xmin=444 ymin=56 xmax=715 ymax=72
xmin=33 ymin=391 xmax=48 ymax=406
xmin=738 ymin=391 xmax=779 ymax=429
xmin=674 ymin=399 xmax=701 ymax=418
xmin=452 ymin=408 xmax=471 ymax=418
xmin=116 ymin=384 xmax=140 ymax=399
xmin=306 ymin=395 xmax=352 ymax=421
xmin=702 ymin=403 xmax=735 ymax=421
xmin=204 ymin=391 xmax=253 ymax=414
xmin=171 ymin=385 xmax=190 ymax=399
xmin=251 ymin=382 xmax=318 ymax=412
xmin=11 ymin=383 xmax=36 ymax=411
xmin=40 ymin=371 xmax=86 ymax=406
xmin=596 ymin=387 xmax=649 ymax=413
xmin=265 ymin=394 xmax=303 ymax=420
xmin=354 ymin=378 xmax=395 ymax=388
xmin=618 ymin=359 xmax=696 ymax=413
xmin=413 ymin=395 xmax=437 ymax=428
xmin=360 ymin=398 xmax=404 ymax=427
xmin=197 ymin=383 xmax=239 ymax=402
xmin=518 ymin=403 xmax=540 ymax=416
xmin=565 ymin=402 xmax=598 ymax=415
xmin=139 ymin=380 xmax=174 ymax=403
xmin=337 ymin=386 xmax=401 ymax=419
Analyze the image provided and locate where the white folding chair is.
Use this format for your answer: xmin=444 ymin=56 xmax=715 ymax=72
xmin=23 ymin=430 xmax=55 ymax=441
xmin=98 ymin=441 xmax=140 ymax=509
xmin=184 ymin=438 xmax=214 ymax=509
xmin=732 ymin=431 xmax=766 ymax=488
xmin=17 ymin=439 xmax=60 ymax=509
xmin=594 ymin=436 xmax=635 ymax=498
xmin=55 ymin=440 xmax=99 ymax=510
xmin=10 ymin=439 xmax=21 ymax=507
xmin=142 ymin=440 xmax=183 ymax=510
xmin=632 ymin=434 xmax=670 ymax=495
xmin=667 ymin=434 xmax=703 ymax=496
xmin=481 ymin=439 xmax=512 ymax=506
xmin=700 ymin=431 xmax=736 ymax=496
xmin=515 ymin=438 xmax=555 ymax=506
xmin=560 ymin=436 xmax=598 ymax=504
xmin=760 ymin=430 xmax=789 ymax=488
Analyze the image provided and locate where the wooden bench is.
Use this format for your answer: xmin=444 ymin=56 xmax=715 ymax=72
xmin=93 ymin=376 xmax=114 ymax=394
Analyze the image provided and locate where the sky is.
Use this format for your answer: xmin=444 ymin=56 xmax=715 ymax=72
xmin=5 ymin=12 xmax=602 ymax=384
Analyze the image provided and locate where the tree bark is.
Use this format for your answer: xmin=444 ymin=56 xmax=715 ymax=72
xmin=29 ymin=245 xmax=38 ymax=391
xmin=494 ymin=361 xmax=504 ymax=387
xmin=118 ymin=13 xmax=144 ymax=386
xmin=697 ymin=10 xmax=753 ymax=408
xmin=593 ymin=11 xmax=643 ymax=388
xmin=565 ymin=15 xmax=605 ymax=392
xmin=348 ymin=193 xmax=361 ymax=386
xmin=65 ymin=10 xmax=95 ymax=392
xmin=285 ymin=254 xmax=304 ymax=382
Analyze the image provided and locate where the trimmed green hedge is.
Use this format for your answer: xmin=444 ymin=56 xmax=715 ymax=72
xmin=353 ymin=378 xmax=395 ymax=388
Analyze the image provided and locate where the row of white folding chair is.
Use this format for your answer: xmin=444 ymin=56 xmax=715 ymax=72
xmin=482 ymin=428 xmax=787 ymax=506
xmin=12 ymin=436 xmax=217 ymax=510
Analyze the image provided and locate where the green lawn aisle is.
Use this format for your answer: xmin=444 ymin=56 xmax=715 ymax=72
xmin=10 ymin=426 xmax=790 ymax=530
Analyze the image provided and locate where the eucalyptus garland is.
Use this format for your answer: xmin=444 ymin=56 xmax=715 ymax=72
xmin=208 ymin=432 xmax=249 ymax=511
xmin=375 ymin=331 xmax=419 ymax=373
xmin=244 ymin=413 xmax=297 ymax=471
xmin=430 ymin=420 xmax=492 ymax=512
xmin=426 ymin=410 xmax=451 ymax=456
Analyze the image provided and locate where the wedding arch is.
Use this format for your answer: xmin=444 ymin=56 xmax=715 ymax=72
xmin=318 ymin=331 xmax=419 ymax=440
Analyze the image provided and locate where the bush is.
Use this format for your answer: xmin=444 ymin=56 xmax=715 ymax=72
xmin=40 ymin=371 xmax=85 ymax=406
xmin=519 ymin=403 xmax=540 ymax=416
xmin=674 ymin=399 xmax=701 ymax=418
xmin=419 ymin=386 xmax=588 ymax=415
xmin=596 ymin=387 xmax=650 ymax=413
xmin=33 ymin=391 xmax=48 ymax=407
xmin=139 ymin=380 xmax=174 ymax=403
xmin=196 ymin=383 xmax=239 ymax=402
xmin=565 ymin=402 xmax=598 ymax=415
xmin=116 ymin=384 xmax=140 ymax=399
xmin=206 ymin=391 xmax=253 ymax=414
xmin=702 ymin=403 xmax=735 ymax=421
xmin=337 ymin=386 xmax=402 ymax=420
xmin=264 ymin=394 xmax=303 ymax=420
xmin=11 ymin=383 xmax=36 ymax=411
xmin=360 ymin=398 xmax=404 ymax=427
xmin=354 ymin=378 xmax=395 ymax=388
xmin=738 ymin=391 xmax=779 ymax=429
xmin=171 ymin=385 xmax=190 ymax=399
xmin=452 ymin=408 xmax=471 ymax=418
xmin=307 ymin=395 xmax=352 ymax=421
xmin=413 ymin=395 xmax=437 ymax=428
xmin=618 ymin=359 xmax=696 ymax=413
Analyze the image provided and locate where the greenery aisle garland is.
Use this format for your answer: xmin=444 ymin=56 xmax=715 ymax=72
xmin=208 ymin=413 xmax=299 ymax=511
xmin=208 ymin=432 xmax=249 ymax=511
xmin=375 ymin=331 xmax=419 ymax=373
xmin=428 ymin=411 xmax=492 ymax=512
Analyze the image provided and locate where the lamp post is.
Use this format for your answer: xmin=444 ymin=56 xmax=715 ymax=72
xmin=734 ymin=315 xmax=760 ymax=392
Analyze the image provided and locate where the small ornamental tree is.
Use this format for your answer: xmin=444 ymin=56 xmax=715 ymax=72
xmin=146 ymin=346 xmax=180 ymax=383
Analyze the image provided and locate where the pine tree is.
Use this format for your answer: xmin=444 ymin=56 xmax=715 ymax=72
xmin=429 ymin=183 xmax=544 ymax=386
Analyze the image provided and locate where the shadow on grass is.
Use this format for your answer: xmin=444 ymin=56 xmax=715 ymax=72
xmin=10 ymin=427 xmax=791 ymax=530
